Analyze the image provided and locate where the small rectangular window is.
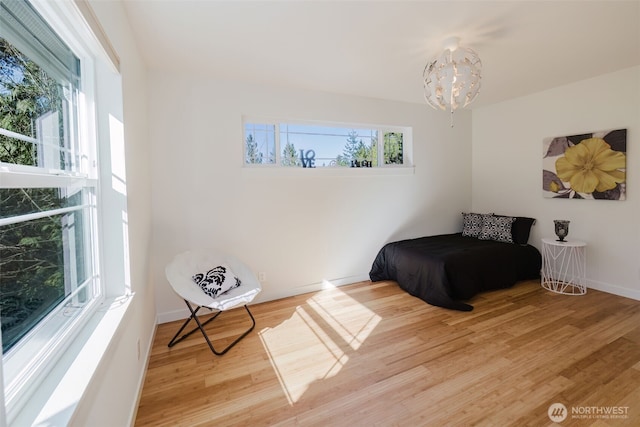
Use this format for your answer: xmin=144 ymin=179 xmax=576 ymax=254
xmin=243 ymin=120 xmax=410 ymax=168
xmin=280 ymin=125 xmax=377 ymax=167
xmin=383 ymin=132 xmax=403 ymax=165
xmin=244 ymin=123 xmax=275 ymax=164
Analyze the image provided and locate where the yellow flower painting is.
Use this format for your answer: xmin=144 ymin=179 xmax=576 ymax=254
xmin=543 ymin=129 xmax=626 ymax=200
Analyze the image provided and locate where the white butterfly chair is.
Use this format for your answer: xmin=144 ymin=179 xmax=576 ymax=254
xmin=165 ymin=250 xmax=261 ymax=355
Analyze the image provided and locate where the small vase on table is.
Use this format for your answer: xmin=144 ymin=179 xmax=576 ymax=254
xmin=554 ymin=220 xmax=570 ymax=242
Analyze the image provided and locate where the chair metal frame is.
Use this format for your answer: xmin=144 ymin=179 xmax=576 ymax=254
xmin=167 ymin=300 xmax=256 ymax=355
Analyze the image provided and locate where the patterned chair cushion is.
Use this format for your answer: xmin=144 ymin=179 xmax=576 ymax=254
xmin=192 ymin=265 xmax=241 ymax=299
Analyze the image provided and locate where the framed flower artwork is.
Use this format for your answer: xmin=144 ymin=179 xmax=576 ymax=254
xmin=543 ymin=129 xmax=627 ymax=200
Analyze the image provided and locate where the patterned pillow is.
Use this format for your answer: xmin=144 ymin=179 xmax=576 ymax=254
xmin=478 ymin=216 xmax=516 ymax=243
xmin=461 ymin=212 xmax=493 ymax=238
xmin=192 ymin=265 xmax=241 ymax=299
xmin=495 ymin=215 xmax=536 ymax=245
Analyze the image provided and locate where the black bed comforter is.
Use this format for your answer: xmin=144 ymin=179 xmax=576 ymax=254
xmin=369 ymin=233 xmax=541 ymax=311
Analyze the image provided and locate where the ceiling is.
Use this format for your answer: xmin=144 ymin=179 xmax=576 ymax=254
xmin=121 ymin=0 xmax=640 ymax=108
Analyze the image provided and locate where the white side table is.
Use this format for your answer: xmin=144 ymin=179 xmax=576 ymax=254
xmin=541 ymin=238 xmax=587 ymax=295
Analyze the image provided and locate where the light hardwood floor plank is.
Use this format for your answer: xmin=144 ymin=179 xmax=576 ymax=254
xmin=135 ymin=280 xmax=640 ymax=426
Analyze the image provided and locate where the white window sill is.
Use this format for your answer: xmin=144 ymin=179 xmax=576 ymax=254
xmin=242 ymin=165 xmax=415 ymax=177
xmin=9 ymin=293 xmax=135 ymax=427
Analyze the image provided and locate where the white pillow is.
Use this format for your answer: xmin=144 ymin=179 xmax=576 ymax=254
xmin=192 ymin=265 xmax=241 ymax=299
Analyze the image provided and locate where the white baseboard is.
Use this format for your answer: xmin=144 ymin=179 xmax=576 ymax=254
xmin=156 ymin=273 xmax=371 ymax=324
xmin=156 ymin=274 xmax=639 ymax=325
xmin=586 ymin=279 xmax=640 ymax=301
xmin=543 ymin=269 xmax=640 ymax=301
xmin=128 ymin=326 xmax=157 ymax=426
xmin=157 ymin=307 xmax=189 ymax=325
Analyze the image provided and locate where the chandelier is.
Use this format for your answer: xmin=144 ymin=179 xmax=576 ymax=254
xmin=423 ymin=37 xmax=482 ymax=126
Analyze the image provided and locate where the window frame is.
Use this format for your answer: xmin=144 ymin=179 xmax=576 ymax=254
xmin=242 ymin=117 xmax=414 ymax=171
xmin=0 ymin=0 xmax=107 ymax=420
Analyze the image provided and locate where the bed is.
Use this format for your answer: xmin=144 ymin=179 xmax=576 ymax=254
xmin=369 ymin=214 xmax=542 ymax=311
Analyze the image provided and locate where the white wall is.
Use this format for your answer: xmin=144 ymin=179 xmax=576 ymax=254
xmin=70 ymin=1 xmax=155 ymax=426
xmin=472 ymin=66 xmax=640 ymax=300
xmin=149 ymin=74 xmax=473 ymax=322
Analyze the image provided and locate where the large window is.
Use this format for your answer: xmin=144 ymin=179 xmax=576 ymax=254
xmin=1 ymin=0 xmax=100 ymax=412
xmin=244 ymin=121 xmax=409 ymax=168
xmin=0 ymin=187 xmax=94 ymax=352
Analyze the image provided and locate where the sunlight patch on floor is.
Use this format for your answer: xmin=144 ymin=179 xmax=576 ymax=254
xmin=306 ymin=293 xmax=379 ymax=350
xmin=259 ymin=282 xmax=381 ymax=404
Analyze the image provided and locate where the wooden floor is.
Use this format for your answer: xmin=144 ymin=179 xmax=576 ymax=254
xmin=135 ymin=280 xmax=640 ymax=426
